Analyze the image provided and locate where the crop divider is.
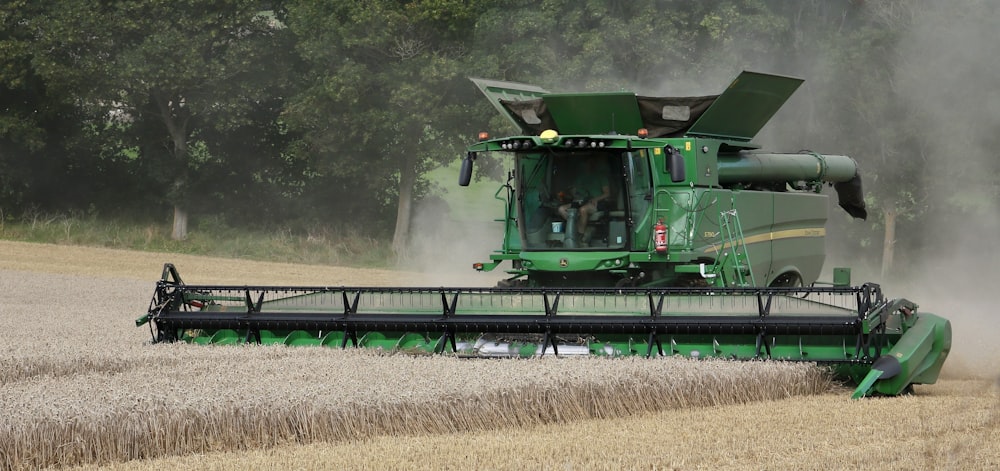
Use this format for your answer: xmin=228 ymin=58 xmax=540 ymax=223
xmin=434 ymin=290 xmax=460 ymax=353
xmin=540 ymin=292 xmax=560 ymax=356
xmin=754 ymin=290 xmax=774 ymax=359
xmin=645 ymin=292 xmax=666 ymax=358
xmin=240 ymin=289 xmax=265 ymax=344
xmin=340 ymin=290 xmax=361 ymax=348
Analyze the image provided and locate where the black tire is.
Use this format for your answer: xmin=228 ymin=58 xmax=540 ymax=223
xmin=614 ymin=277 xmax=637 ymax=288
xmin=770 ymin=272 xmax=802 ymax=288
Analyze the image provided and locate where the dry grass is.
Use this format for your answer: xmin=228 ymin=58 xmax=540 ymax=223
xmin=74 ymin=380 xmax=1000 ymax=471
xmin=1 ymin=351 xmax=831 ymax=469
xmin=0 ymin=240 xmax=995 ymax=470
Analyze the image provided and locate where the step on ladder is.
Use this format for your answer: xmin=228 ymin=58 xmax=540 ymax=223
xmin=707 ymin=209 xmax=756 ymax=287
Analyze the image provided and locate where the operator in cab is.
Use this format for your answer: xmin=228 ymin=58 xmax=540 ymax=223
xmin=558 ymin=157 xmax=611 ymax=245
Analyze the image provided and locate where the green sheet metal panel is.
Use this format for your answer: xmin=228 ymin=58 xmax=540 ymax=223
xmin=469 ymin=77 xmax=549 ymax=131
xmin=687 ymin=71 xmax=803 ymax=141
xmin=542 ymin=92 xmax=645 ymax=135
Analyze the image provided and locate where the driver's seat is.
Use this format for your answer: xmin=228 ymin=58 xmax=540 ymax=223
xmin=580 ymin=186 xmax=626 ymax=247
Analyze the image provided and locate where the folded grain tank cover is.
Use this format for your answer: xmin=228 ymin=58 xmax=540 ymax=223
xmin=686 ymin=71 xmax=803 ymax=141
xmin=635 ymin=95 xmax=719 ymax=137
xmin=471 ymin=71 xmax=801 ymax=141
xmin=468 ymin=77 xmax=550 ymax=132
xmin=496 ymin=92 xmax=722 ymax=137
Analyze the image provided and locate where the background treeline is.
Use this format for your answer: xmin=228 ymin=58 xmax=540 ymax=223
xmin=1 ymin=0 xmax=997 ymax=271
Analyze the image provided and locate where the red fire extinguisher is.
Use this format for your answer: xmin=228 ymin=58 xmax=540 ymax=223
xmin=654 ymin=219 xmax=667 ymax=253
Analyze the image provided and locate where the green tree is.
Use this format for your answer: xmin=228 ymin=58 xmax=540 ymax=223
xmin=0 ymin=2 xmax=108 ymax=212
xmin=284 ymin=0 xmax=484 ymax=255
xmin=468 ymin=0 xmax=787 ymax=92
xmin=29 ymin=0 xmax=289 ymax=239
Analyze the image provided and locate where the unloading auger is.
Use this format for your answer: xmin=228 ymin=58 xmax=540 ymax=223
xmin=137 ymin=71 xmax=951 ymax=398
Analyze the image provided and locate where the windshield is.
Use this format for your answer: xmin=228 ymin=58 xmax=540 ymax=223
xmin=517 ymin=150 xmax=647 ymax=251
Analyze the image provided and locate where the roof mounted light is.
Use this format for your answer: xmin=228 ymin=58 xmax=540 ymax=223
xmin=478 ymin=131 xmax=490 ymax=141
xmin=637 ymin=128 xmax=649 ymax=138
xmin=540 ymin=129 xmax=559 ymax=143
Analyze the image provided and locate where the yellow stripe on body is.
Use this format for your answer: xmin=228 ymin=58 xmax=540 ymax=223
xmin=703 ymin=227 xmax=825 ymax=254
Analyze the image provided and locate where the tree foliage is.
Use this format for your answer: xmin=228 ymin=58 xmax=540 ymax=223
xmin=0 ymin=1 xmax=115 ymax=212
xmin=19 ymin=0 xmax=301 ymax=237
xmin=283 ymin=0 xmax=485 ymax=253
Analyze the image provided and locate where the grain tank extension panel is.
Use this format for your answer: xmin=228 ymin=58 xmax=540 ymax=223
xmin=471 ymin=71 xmax=800 ymax=140
xmin=687 ymin=71 xmax=803 ymax=141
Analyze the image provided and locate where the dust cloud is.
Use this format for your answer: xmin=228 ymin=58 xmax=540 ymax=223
xmin=403 ymin=194 xmax=507 ymax=288
xmin=887 ymin=1 xmax=1000 ymax=379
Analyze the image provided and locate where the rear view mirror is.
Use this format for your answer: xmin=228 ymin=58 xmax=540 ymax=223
xmin=459 ymin=152 xmax=475 ymax=186
xmin=667 ymin=146 xmax=686 ymax=183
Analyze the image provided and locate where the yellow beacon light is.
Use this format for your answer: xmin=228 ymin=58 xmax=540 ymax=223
xmin=539 ymin=129 xmax=559 ymax=143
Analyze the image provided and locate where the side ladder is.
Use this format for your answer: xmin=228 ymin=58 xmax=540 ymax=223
xmin=708 ymin=209 xmax=756 ymax=287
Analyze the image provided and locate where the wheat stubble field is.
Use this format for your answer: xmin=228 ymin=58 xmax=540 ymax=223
xmin=0 ymin=240 xmax=997 ymax=470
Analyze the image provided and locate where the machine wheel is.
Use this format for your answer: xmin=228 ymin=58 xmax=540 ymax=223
xmin=614 ymin=277 xmax=637 ymax=288
xmin=770 ymin=272 xmax=802 ymax=288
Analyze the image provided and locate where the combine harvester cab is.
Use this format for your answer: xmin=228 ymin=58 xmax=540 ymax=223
xmin=138 ymin=72 xmax=951 ymax=399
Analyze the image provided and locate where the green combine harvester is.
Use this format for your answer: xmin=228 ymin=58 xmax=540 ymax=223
xmin=139 ymin=72 xmax=950 ymax=399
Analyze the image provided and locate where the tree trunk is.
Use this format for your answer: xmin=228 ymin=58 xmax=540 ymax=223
xmin=391 ymin=162 xmax=417 ymax=258
xmin=155 ymin=92 xmax=190 ymax=240
xmin=169 ymin=137 xmax=189 ymax=241
xmin=881 ymin=206 xmax=896 ymax=278
xmin=171 ymin=205 xmax=188 ymax=240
